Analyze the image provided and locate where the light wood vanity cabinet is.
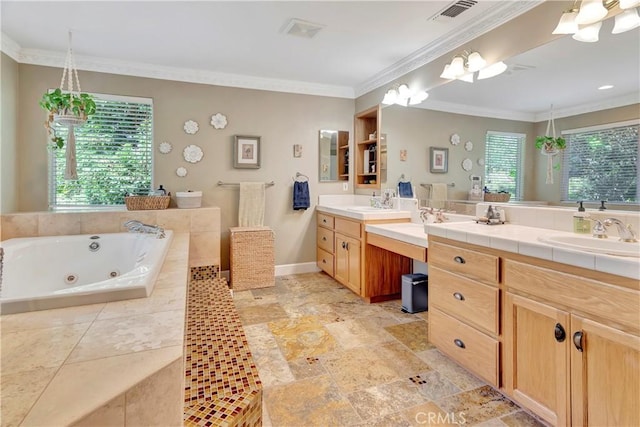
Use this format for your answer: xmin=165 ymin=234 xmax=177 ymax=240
xmin=427 ymin=239 xmax=501 ymax=387
xmin=503 ymin=260 xmax=640 ymax=427
xmin=428 ymin=235 xmax=639 ymax=427
xmin=317 ymin=211 xmax=409 ymax=301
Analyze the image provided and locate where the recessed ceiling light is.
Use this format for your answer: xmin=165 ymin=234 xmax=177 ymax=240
xmin=598 ymin=84 xmax=614 ymax=90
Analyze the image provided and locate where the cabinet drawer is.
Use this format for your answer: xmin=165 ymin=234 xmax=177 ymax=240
xmin=430 ymin=267 xmax=499 ymax=335
xmin=317 ymin=247 xmax=334 ymax=276
xmin=429 ymin=308 xmax=499 ymax=387
xmin=317 ymin=227 xmax=334 ymax=253
xmin=428 ymin=241 xmax=499 ymax=285
xmin=335 ymin=217 xmax=361 ymax=239
xmin=317 ymin=213 xmax=334 ymax=229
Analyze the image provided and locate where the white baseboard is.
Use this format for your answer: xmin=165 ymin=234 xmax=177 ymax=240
xmin=220 ymin=262 xmax=320 ymax=281
xmin=275 ymin=262 xmax=321 ymax=276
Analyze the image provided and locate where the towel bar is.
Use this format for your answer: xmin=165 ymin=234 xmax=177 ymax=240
xmin=217 ymin=181 xmax=275 ymax=187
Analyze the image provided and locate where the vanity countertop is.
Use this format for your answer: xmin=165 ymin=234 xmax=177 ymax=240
xmin=365 ymin=220 xmax=639 ymax=280
xmin=316 ymin=204 xmax=412 ymax=221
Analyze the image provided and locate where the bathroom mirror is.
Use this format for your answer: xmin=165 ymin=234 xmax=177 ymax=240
xmin=319 ymin=129 xmax=349 ymax=182
xmin=380 ymin=25 xmax=639 ymax=207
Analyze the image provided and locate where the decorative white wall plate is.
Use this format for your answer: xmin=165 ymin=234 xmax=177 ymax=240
xmin=158 ymin=141 xmax=173 ymax=154
xmin=183 ymin=144 xmax=204 ymax=163
xmin=464 ymin=140 xmax=473 ymax=151
xmin=176 ymin=167 xmax=188 ymax=177
xmin=210 ymin=113 xmax=228 ymax=129
xmin=450 ymin=133 xmax=460 ymax=145
xmin=477 ymin=158 xmax=485 ymax=166
xmin=183 ymin=120 xmax=199 ymax=134
xmin=462 ymin=158 xmax=473 ymax=171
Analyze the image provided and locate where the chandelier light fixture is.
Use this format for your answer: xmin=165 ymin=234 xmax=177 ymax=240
xmin=552 ymin=0 xmax=640 ymax=40
xmin=381 ymin=83 xmax=429 ymax=106
xmin=440 ymin=50 xmax=506 ymax=83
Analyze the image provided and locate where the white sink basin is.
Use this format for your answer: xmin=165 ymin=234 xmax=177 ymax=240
xmin=538 ymin=235 xmax=640 ymax=258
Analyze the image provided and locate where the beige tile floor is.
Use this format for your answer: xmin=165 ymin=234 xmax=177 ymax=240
xmin=234 ymin=272 xmax=548 ymax=427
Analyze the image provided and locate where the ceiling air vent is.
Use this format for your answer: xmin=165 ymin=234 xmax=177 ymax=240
xmin=431 ymin=0 xmax=478 ymax=21
xmin=283 ymin=18 xmax=325 ymax=39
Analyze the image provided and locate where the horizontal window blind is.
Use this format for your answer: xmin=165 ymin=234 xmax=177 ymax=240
xmin=49 ymin=95 xmax=153 ymax=208
xmin=561 ymin=122 xmax=639 ymax=203
xmin=484 ymin=131 xmax=525 ymax=201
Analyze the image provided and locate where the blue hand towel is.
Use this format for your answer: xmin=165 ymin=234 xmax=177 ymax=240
xmin=293 ymin=181 xmax=310 ymax=210
xmin=398 ymin=181 xmax=413 ymax=198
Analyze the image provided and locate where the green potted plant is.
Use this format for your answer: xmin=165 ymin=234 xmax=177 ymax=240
xmin=39 ymin=89 xmax=96 ymax=148
xmin=535 ymin=135 xmax=566 ymax=155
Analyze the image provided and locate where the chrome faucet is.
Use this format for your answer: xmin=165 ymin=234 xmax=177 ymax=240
xmin=603 ymin=218 xmax=637 ymax=242
xmin=124 ymin=220 xmax=165 ymax=239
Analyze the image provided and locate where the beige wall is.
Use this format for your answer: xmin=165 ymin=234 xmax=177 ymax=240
xmin=11 ymin=64 xmax=354 ymax=269
xmin=532 ymin=104 xmax=640 ymax=207
xmin=1 ymin=53 xmax=19 ymax=215
xmin=379 ymin=105 xmax=534 ymax=200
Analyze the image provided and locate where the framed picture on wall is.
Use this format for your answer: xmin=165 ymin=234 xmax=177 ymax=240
xmin=429 ymin=147 xmax=448 ymax=173
xmin=234 ymin=135 xmax=261 ymax=169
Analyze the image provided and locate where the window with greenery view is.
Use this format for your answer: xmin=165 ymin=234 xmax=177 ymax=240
xmin=561 ymin=121 xmax=638 ymax=204
xmin=484 ymin=131 xmax=525 ymax=200
xmin=49 ymin=94 xmax=153 ymax=208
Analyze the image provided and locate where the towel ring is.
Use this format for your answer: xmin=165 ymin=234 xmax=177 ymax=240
xmin=294 ymin=172 xmax=309 ymax=182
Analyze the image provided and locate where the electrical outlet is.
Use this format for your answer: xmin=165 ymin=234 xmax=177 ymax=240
xmin=343 ymin=182 xmax=349 ymax=191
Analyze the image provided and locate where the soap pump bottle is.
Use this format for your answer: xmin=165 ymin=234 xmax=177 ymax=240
xmin=573 ymin=201 xmax=590 ymax=234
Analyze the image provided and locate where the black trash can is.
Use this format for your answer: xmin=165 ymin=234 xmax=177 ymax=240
xmin=401 ymin=273 xmax=428 ymax=313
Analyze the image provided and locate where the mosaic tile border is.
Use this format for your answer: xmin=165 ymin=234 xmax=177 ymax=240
xmin=184 ymin=273 xmax=262 ymax=426
xmin=191 ymin=265 xmax=221 ymax=281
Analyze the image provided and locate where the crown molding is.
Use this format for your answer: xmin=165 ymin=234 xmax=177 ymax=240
xmin=533 ymin=93 xmax=640 ymax=122
xmin=1 ymin=32 xmax=21 ymax=61
xmin=415 ymin=99 xmax=536 ymax=122
xmin=1 ymin=32 xmax=354 ymax=99
xmin=353 ymin=0 xmax=543 ymax=98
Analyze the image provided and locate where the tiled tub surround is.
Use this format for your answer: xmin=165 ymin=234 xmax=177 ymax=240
xmin=0 ymin=207 xmax=221 ymax=268
xmin=0 ymin=233 xmax=190 ymax=426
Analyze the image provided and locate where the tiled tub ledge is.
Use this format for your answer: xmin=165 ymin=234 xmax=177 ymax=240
xmin=0 ymin=233 xmax=190 ymax=426
xmin=183 ymin=278 xmax=263 ymax=426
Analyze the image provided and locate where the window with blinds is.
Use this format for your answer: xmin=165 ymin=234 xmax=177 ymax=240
xmin=49 ymin=94 xmax=153 ymax=208
xmin=484 ymin=131 xmax=525 ymax=200
xmin=561 ymin=120 xmax=639 ymax=204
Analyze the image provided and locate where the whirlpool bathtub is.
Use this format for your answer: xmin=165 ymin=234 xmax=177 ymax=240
xmin=0 ymin=231 xmax=173 ymax=314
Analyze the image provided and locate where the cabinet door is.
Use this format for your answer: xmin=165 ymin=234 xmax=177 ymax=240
xmin=334 ymin=233 xmax=360 ymax=295
xmin=504 ymin=293 xmax=570 ymax=426
xmin=571 ymin=316 xmax=640 ymax=427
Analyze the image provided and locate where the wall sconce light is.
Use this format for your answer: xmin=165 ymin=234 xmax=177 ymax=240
xmin=381 ymin=84 xmax=429 ymax=106
xmin=440 ymin=50 xmax=505 ymax=82
xmin=552 ymin=0 xmax=639 ymax=40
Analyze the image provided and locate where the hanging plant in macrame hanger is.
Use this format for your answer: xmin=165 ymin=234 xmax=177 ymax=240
xmin=535 ymin=104 xmax=566 ymax=184
xmin=39 ymin=31 xmax=96 ymax=180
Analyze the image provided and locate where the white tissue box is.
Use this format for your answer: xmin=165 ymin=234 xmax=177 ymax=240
xmin=176 ymin=191 xmax=202 ymax=209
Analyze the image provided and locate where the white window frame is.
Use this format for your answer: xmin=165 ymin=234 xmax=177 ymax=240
xmin=48 ymin=93 xmax=154 ymax=209
xmin=484 ymin=131 xmax=526 ymax=201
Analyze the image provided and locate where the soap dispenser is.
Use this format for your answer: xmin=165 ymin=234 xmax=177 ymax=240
xmin=573 ymin=201 xmax=590 ymax=234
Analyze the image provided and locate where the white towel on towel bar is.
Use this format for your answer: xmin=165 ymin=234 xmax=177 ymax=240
xmin=239 ymin=182 xmax=265 ymax=227
xmin=431 ymin=183 xmax=448 ymax=209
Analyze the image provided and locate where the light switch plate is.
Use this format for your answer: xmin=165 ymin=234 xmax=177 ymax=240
xmin=343 ymin=182 xmax=349 ymax=191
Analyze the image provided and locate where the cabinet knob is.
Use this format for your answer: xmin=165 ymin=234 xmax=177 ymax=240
xmin=453 ymin=338 xmax=466 ymax=349
xmin=322 ymin=237 xmax=327 ymax=241
xmin=453 ymin=256 xmax=466 ymax=264
xmin=323 ymin=219 xmax=327 ymax=223
xmin=342 ymin=241 xmax=346 ymax=249
xmin=453 ymin=292 xmax=465 ymax=301
xmin=322 ymin=259 xmax=327 ymax=264
xmin=573 ymin=331 xmax=584 ymax=352
xmin=554 ymin=323 xmax=566 ymax=342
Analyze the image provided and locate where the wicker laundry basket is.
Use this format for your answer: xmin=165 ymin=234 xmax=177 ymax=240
xmin=229 ymin=226 xmax=275 ymax=290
